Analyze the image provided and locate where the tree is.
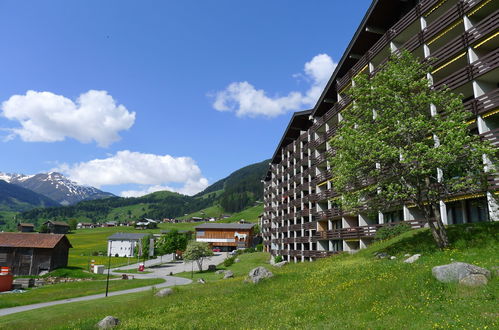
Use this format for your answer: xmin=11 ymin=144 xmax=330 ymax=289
xmin=182 ymin=241 xmax=214 ymax=272
xmin=331 ymin=51 xmax=495 ymax=249
xmin=68 ymin=218 xmax=78 ymax=231
xmin=156 ymin=229 xmax=188 ymax=257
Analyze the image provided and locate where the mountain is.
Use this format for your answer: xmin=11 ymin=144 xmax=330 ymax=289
xmin=0 ymin=180 xmax=60 ymax=212
xmin=195 ymin=159 xmax=270 ymax=212
xmin=0 ymin=172 xmax=114 ymax=205
xmin=15 ymin=159 xmax=270 ymax=225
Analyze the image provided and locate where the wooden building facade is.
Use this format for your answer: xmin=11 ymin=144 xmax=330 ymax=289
xmin=0 ymin=233 xmax=72 ymax=276
xmin=195 ymin=223 xmax=255 ymax=251
xmin=43 ymin=220 xmax=70 ymax=234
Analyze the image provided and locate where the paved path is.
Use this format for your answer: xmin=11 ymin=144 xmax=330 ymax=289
xmin=0 ymin=252 xmax=228 ymax=317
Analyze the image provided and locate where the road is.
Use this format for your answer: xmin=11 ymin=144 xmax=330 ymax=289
xmin=0 ymin=252 xmax=228 ymax=317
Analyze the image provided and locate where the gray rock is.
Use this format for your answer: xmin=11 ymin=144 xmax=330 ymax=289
xmin=215 ymin=270 xmax=225 ymax=274
xmin=459 ymin=274 xmax=488 ymax=287
xmin=197 ymin=278 xmax=206 ymax=284
xmin=390 ymin=256 xmax=397 ymax=260
xmin=404 ymin=254 xmax=411 ymax=257
xmin=155 ymin=288 xmax=173 ymax=297
xmin=376 ymin=252 xmax=388 ymax=259
xmin=97 ymin=316 xmax=119 ymax=329
xmin=274 ymin=261 xmax=288 ymax=267
xmin=234 ymin=258 xmax=241 ymax=263
xmin=223 ymin=270 xmax=234 ymax=279
xmin=432 ymin=262 xmax=491 ymax=283
xmin=247 ymin=266 xmax=273 ymax=284
xmin=404 ymin=254 xmax=421 ymax=263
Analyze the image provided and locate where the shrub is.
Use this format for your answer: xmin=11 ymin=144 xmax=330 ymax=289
xmin=375 ymin=223 xmax=411 ymax=241
xmin=91 ymin=251 xmax=99 ymax=256
xmin=224 ymin=256 xmax=236 ymax=267
xmin=274 ymin=255 xmax=283 ymax=263
xmin=246 ymin=247 xmax=256 ymax=253
xmin=256 ymin=244 xmax=263 ymax=252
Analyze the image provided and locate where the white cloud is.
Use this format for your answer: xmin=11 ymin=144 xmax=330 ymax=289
xmin=212 ymin=54 xmax=337 ymax=118
xmin=56 ymin=150 xmax=209 ymax=196
xmin=1 ymin=90 xmax=135 ymax=147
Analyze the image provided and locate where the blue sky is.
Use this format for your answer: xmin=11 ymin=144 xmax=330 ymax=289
xmin=0 ymin=0 xmax=370 ymax=196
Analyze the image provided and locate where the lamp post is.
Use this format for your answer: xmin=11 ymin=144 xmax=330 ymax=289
xmin=105 ymin=241 xmax=112 ymax=297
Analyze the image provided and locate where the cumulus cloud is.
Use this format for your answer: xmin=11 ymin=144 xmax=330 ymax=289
xmin=212 ymin=54 xmax=337 ymax=118
xmin=1 ymin=90 xmax=135 ymax=147
xmin=56 ymin=150 xmax=209 ymax=196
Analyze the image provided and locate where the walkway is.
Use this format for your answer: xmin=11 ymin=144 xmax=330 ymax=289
xmin=0 ymin=253 xmax=228 ymax=317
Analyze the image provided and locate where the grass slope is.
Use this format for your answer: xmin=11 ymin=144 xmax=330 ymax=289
xmin=1 ymin=222 xmax=496 ymax=329
xmin=0 ymin=278 xmax=164 ymax=309
xmin=220 ymin=204 xmax=263 ymax=223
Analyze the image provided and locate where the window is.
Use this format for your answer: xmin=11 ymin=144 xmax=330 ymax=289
xmin=0 ymin=253 xmax=7 ymax=263
xmin=196 ymin=231 xmax=205 ymax=237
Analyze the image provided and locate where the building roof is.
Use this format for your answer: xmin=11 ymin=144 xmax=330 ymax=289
xmin=312 ymin=0 xmax=419 ymax=117
xmin=195 ymin=223 xmax=255 ymax=230
xmin=160 ymin=230 xmax=191 ymax=234
xmin=44 ymin=220 xmax=70 ymax=227
xmin=108 ymin=233 xmax=150 ymax=241
xmin=18 ymin=223 xmax=35 ymax=227
xmin=0 ymin=233 xmax=72 ymax=248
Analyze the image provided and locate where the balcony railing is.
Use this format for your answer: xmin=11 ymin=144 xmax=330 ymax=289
xmin=480 ymin=128 xmax=499 ymax=147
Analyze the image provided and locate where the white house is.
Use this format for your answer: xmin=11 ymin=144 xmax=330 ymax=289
xmin=135 ymin=218 xmax=158 ymax=229
xmin=107 ymin=233 xmax=149 ymax=257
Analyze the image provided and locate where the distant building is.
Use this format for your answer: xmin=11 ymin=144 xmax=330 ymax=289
xmin=135 ymin=218 xmax=158 ymax=229
xmin=17 ymin=223 xmax=35 ymax=233
xmin=77 ymin=222 xmax=94 ymax=229
xmin=0 ymin=233 xmax=72 ymax=275
xmin=42 ymin=220 xmax=70 ymax=234
xmin=107 ymin=233 xmax=149 ymax=257
xmin=195 ymin=223 xmax=256 ymax=251
xmin=104 ymin=221 xmax=117 ymax=227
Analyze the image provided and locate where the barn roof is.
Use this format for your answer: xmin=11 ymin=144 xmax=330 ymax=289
xmin=108 ymin=233 xmax=149 ymax=241
xmin=0 ymin=233 xmax=72 ymax=248
xmin=44 ymin=220 xmax=70 ymax=227
xmin=195 ymin=223 xmax=255 ymax=230
xmin=18 ymin=223 xmax=35 ymax=227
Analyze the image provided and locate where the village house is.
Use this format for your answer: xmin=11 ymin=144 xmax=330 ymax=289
xmin=17 ymin=223 xmax=35 ymax=233
xmin=0 ymin=233 xmax=72 ymax=276
xmin=107 ymin=233 xmax=149 ymax=257
xmin=135 ymin=218 xmax=158 ymax=229
xmin=77 ymin=222 xmax=94 ymax=229
xmin=42 ymin=220 xmax=70 ymax=234
xmin=195 ymin=223 xmax=256 ymax=252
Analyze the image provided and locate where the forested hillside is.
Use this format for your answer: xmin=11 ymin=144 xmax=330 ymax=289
xmin=0 ymin=180 xmax=60 ymax=212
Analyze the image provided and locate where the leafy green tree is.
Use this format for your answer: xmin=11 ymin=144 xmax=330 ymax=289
xmin=156 ymin=229 xmax=188 ymax=257
xmin=331 ymin=51 xmax=495 ymax=249
xmin=183 ymin=241 xmax=214 ymax=272
xmin=68 ymin=218 xmax=78 ymax=231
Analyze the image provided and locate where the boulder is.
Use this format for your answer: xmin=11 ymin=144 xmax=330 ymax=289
xmin=459 ymin=274 xmax=488 ymax=287
xmin=404 ymin=253 xmax=411 ymax=257
xmin=376 ymin=252 xmax=388 ymax=259
xmin=273 ymin=261 xmax=288 ymax=268
xmin=155 ymin=288 xmax=173 ymax=297
xmin=197 ymin=278 xmax=206 ymax=284
xmin=97 ymin=316 xmax=119 ymax=329
xmin=235 ymin=258 xmax=241 ymax=263
xmin=247 ymin=266 xmax=273 ymax=284
xmin=223 ymin=270 xmax=234 ymax=279
xmin=390 ymin=256 xmax=397 ymax=260
xmin=404 ymin=254 xmax=421 ymax=264
xmin=432 ymin=262 xmax=491 ymax=283
xmin=215 ymin=270 xmax=225 ymax=274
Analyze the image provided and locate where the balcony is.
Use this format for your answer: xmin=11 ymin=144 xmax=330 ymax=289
xmin=480 ymin=127 xmax=499 ymax=147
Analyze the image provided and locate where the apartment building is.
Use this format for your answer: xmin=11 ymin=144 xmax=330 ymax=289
xmin=261 ymin=0 xmax=498 ymax=261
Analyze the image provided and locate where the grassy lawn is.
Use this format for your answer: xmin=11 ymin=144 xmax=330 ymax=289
xmin=1 ymin=222 xmax=497 ymax=329
xmin=0 ymin=278 xmax=164 ymax=309
xmin=178 ymin=205 xmax=224 ymax=220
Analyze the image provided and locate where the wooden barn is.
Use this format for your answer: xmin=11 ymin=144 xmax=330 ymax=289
xmin=195 ymin=223 xmax=255 ymax=251
xmin=42 ymin=220 xmax=70 ymax=234
xmin=0 ymin=233 xmax=72 ymax=276
xmin=17 ymin=223 xmax=35 ymax=232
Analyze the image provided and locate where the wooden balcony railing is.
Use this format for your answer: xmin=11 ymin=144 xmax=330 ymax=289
xmin=480 ymin=128 xmax=499 ymax=147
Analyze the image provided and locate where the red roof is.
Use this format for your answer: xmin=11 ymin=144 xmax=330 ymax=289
xmin=0 ymin=233 xmax=72 ymax=248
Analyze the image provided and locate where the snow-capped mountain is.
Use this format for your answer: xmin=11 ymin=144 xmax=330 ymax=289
xmin=0 ymin=171 xmax=114 ymax=205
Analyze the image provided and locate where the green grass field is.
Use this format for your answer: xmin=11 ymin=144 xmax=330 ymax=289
xmin=219 ymin=204 xmax=263 ymax=223
xmin=1 ymin=222 xmax=496 ymax=329
xmin=0 ymin=278 xmax=164 ymax=309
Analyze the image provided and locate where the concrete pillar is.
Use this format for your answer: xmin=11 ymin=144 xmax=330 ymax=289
xmin=486 ymin=192 xmax=499 ymax=222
